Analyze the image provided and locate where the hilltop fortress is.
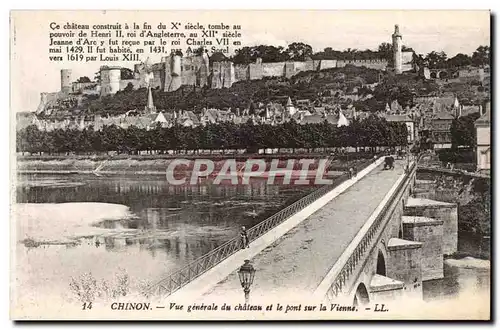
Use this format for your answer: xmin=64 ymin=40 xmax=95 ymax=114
xmin=37 ymin=25 xmax=414 ymax=115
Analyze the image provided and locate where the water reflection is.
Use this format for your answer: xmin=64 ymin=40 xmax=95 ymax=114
xmin=17 ymin=174 xmax=318 ymax=267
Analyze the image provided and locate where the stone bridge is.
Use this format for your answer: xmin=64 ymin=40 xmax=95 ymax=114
xmin=150 ymin=156 xmax=458 ymax=309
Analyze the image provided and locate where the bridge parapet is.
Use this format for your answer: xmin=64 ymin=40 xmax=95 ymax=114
xmin=144 ymin=157 xmax=377 ymax=298
xmin=314 ymin=161 xmax=417 ymax=302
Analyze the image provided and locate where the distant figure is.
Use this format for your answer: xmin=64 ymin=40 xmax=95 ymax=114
xmin=348 ymin=167 xmax=354 ymax=179
xmin=240 ymin=226 xmax=249 ymax=249
xmin=95 ymin=240 xmax=101 ymax=248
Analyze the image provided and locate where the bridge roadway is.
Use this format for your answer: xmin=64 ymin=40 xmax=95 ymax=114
xmin=198 ymin=160 xmax=406 ymax=304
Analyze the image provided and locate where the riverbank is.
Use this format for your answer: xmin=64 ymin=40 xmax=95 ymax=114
xmin=16 ymin=155 xmax=370 ymax=175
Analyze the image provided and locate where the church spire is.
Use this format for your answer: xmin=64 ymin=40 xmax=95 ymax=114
xmin=145 ymin=86 xmax=156 ymax=114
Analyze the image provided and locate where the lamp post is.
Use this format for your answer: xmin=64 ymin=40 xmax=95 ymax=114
xmin=238 ymin=259 xmax=256 ymax=304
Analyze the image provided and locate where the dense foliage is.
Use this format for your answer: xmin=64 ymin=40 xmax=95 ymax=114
xmin=17 ymin=116 xmax=407 ymax=155
xmin=421 ymin=46 xmax=490 ymax=70
xmin=450 ymin=112 xmax=481 ymax=148
xmin=459 ymin=178 xmax=491 ymax=236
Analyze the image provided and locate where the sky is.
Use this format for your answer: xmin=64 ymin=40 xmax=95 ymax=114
xmin=10 ymin=10 xmax=490 ymax=113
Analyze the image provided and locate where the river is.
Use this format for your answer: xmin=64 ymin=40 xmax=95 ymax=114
xmin=13 ymin=173 xmax=490 ymax=310
xmin=14 ymin=173 xmax=319 ymax=304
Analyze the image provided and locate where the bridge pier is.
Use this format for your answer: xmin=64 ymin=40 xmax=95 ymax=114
xmin=369 ymin=274 xmax=404 ymax=302
xmin=402 ymin=216 xmax=444 ymax=281
xmin=386 ymin=238 xmax=423 ymax=300
xmin=404 ymin=197 xmax=458 ymax=255
xmin=413 ymin=179 xmax=437 ymax=199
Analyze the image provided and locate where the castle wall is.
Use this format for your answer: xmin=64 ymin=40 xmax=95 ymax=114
xmin=284 ymin=62 xmax=295 ymax=78
xmin=181 ymin=56 xmax=203 ymax=86
xmin=262 ymin=62 xmax=286 ymax=77
xmin=151 ymin=68 xmax=164 ymax=89
xmin=248 ymin=62 xmax=263 ymax=80
xmin=335 ymin=59 xmax=388 ymax=71
xmin=98 ymin=54 xmax=391 ymax=95
xmin=293 ymin=60 xmax=314 ymax=74
xmin=72 ymin=82 xmax=96 ymax=94
xmin=164 ymin=55 xmax=182 ymax=92
xmin=319 ymin=60 xmax=337 ymax=70
xmin=223 ymin=62 xmax=235 ymax=88
xmin=458 ymin=67 xmax=484 ymax=80
xmin=197 ymin=64 xmax=209 ymax=88
xmin=234 ymin=64 xmax=248 ymax=82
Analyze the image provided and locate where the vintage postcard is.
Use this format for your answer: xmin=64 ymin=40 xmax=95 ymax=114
xmin=10 ymin=10 xmax=491 ymax=320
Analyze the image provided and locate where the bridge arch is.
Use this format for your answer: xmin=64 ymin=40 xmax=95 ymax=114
xmin=376 ymin=250 xmax=386 ymax=276
xmin=353 ymin=283 xmax=370 ymax=306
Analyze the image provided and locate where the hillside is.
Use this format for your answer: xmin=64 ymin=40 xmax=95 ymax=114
xmin=57 ymin=64 xmax=486 ymax=116
xmin=79 ymin=65 xmax=385 ymax=115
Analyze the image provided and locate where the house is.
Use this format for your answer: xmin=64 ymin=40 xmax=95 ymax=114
xmin=386 ymin=114 xmax=417 ymax=143
xmin=475 ymin=102 xmax=490 ymax=172
xmin=431 ymin=111 xmax=454 ymax=149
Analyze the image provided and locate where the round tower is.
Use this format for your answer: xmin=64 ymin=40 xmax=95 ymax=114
xmin=392 ymin=24 xmax=403 ymax=74
xmin=60 ymin=69 xmax=72 ymax=94
xmin=100 ymin=66 xmax=121 ymax=96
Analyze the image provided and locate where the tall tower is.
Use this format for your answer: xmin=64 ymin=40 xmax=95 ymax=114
xmin=392 ymin=24 xmax=403 ymax=74
xmin=60 ymin=69 xmax=72 ymax=94
xmin=100 ymin=66 xmax=121 ymax=96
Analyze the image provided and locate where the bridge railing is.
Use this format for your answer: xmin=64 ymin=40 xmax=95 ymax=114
xmin=143 ymin=157 xmax=376 ymax=298
xmin=315 ymin=159 xmax=417 ymax=301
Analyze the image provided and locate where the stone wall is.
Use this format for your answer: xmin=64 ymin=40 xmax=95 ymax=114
xmin=99 ymin=55 xmax=392 ymax=95
xmin=402 ymin=216 xmax=444 ymax=281
xmin=262 ymin=62 xmax=286 ymax=77
xmin=404 ymin=198 xmax=458 ymax=255
xmin=234 ymin=64 xmax=248 ymax=82
xmin=386 ymin=238 xmax=423 ymax=299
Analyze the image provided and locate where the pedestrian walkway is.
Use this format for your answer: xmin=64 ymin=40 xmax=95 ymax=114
xmin=199 ymin=160 xmax=405 ymax=304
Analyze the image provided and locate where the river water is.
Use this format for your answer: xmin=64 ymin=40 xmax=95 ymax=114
xmin=14 ymin=174 xmax=318 ymax=304
xmin=14 ymin=173 xmax=490 ymax=310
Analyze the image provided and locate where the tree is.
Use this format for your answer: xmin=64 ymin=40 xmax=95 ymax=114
xmin=425 ymin=51 xmax=448 ymax=69
xmin=76 ymin=76 xmax=91 ymax=83
xmin=124 ymin=82 xmax=134 ymax=92
xmin=286 ymin=42 xmax=313 ymax=61
xmin=451 ymin=112 xmax=481 ymax=148
xmin=471 ymin=45 xmax=490 ymax=67
xmin=121 ymin=68 xmax=135 ymax=80
xmin=447 ymin=53 xmax=472 ymax=68
xmin=232 ymin=46 xmax=255 ymax=64
xmin=378 ymin=42 xmax=392 ymax=54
